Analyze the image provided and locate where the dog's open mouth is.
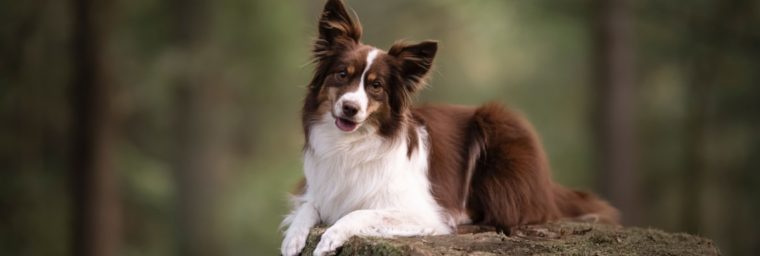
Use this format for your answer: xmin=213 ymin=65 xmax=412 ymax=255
xmin=335 ymin=117 xmax=359 ymax=132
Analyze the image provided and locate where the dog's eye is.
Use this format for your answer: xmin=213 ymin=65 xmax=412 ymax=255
xmin=370 ymin=81 xmax=383 ymax=91
xmin=336 ymin=70 xmax=348 ymax=80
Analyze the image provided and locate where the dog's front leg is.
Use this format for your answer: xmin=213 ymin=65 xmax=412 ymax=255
xmin=313 ymin=209 xmax=445 ymax=256
xmin=281 ymin=200 xmax=319 ymax=256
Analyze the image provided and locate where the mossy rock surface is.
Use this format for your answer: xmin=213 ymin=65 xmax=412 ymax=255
xmin=300 ymin=221 xmax=720 ymax=256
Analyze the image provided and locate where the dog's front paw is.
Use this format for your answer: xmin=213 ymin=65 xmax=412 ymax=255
xmin=281 ymin=227 xmax=310 ymax=256
xmin=313 ymin=227 xmax=350 ymax=256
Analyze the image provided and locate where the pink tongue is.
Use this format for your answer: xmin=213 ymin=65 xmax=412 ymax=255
xmin=335 ymin=118 xmax=358 ymax=132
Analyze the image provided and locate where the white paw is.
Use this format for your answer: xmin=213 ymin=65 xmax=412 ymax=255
xmin=281 ymin=228 xmax=310 ymax=256
xmin=313 ymin=228 xmax=349 ymax=256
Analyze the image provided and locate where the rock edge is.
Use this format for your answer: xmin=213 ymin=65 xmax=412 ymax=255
xmin=300 ymin=221 xmax=720 ymax=256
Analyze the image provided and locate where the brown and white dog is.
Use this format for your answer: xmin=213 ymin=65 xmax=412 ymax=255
xmin=281 ymin=1 xmax=619 ymax=255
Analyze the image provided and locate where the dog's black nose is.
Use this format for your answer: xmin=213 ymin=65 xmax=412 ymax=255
xmin=342 ymin=102 xmax=359 ymax=117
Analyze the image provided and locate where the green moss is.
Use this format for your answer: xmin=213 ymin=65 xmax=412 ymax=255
xmin=337 ymin=240 xmax=406 ymax=256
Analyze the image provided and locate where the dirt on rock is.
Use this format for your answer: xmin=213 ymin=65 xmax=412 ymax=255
xmin=300 ymin=221 xmax=720 ymax=256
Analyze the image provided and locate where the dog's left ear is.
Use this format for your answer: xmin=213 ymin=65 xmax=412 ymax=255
xmin=389 ymin=40 xmax=438 ymax=92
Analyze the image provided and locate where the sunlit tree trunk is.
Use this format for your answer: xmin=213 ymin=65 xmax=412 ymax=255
xmin=69 ymin=0 xmax=121 ymax=255
xmin=591 ymin=0 xmax=640 ymax=225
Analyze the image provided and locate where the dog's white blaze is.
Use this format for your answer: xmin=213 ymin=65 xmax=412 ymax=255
xmin=335 ymin=49 xmax=380 ymax=120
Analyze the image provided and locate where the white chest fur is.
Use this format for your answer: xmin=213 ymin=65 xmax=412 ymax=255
xmin=303 ymin=116 xmax=447 ymax=227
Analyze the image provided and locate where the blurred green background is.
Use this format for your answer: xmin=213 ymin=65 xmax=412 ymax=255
xmin=1 ymin=0 xmax=759 ymax=255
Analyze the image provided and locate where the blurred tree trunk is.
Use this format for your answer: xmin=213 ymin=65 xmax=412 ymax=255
xmin=591 ymin=0 xmax=640 ymax=225
xmin=69 ymin=0 xmax=120 ymax=255
xmin=681 ymin=0 xmax=743 ymax=241
xmin=681 ymin=20 xmax=710 ymax=236
xmin=169 ymin=0 xmax=225 ymax=255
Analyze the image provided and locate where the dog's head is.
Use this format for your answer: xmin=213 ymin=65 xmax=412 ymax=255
xmin=303 ymin=0 xmax=437 ymax=137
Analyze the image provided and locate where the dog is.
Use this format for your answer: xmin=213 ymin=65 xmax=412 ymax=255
xmin=281 ymin=1 xmax=620 ymax=255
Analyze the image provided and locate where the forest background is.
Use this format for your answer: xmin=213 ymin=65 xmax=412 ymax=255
xmin=1 ymin=0 xmax=758 ymax=255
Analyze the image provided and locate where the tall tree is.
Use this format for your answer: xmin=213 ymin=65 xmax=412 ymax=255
xmin=69 ymin=0 xmax=121 ymax=255
xmin=591 ymin=0 xmax=640 ymax=225
xmin=681 ymin=7 xmax=712 ymax=236
xmin=680 ymin=2 xmax=759 ymax=254
xmin=169 ymin=0 xmax=226 ymax=255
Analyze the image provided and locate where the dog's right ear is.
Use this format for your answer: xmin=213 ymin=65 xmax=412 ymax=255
xmin=309 ymin=0 xmax=362 ymax=90
xmin=314 ymin=0 xmax=362 ymax=57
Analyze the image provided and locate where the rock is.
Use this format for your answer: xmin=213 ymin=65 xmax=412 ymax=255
xmin=300 ymin=221 xmax=720 ymax=256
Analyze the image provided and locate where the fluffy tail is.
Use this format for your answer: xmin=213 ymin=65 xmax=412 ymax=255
xmin=553 ymin=184 xmax=620 ymax=224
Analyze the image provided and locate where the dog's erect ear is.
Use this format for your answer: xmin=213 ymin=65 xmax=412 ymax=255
xmin=315 ymin=0 xmax=362 ymax=56
xmin=389 ymin=40 xmax=438 ymax=92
